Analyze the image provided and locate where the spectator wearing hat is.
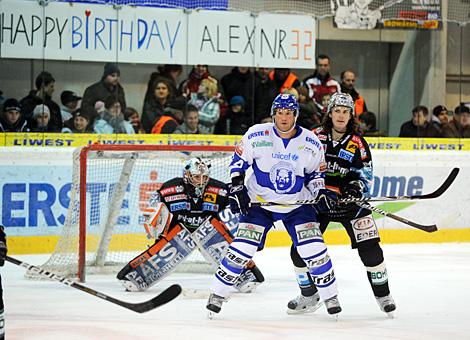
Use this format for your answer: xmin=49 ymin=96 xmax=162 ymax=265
xmin=0 ymin=98 xmax=28 ymax=132
xmin=82 ymin=62 xmax=127 ymax=122
xmin=174 ymin=104 xmax=201 ymax=134
xmin=227 ymin=95 xmax=251 ymax=135
xmin=441 ymin=104 xmax=470 ymax=138
xmin=28 ymin=104 xmax=52 ymax=132
xmin=150 ymin=96 xmax=185 ymax=134
xmin=124 ymin=107 xmax=145 ymax=134
xmin=62 ymin=108 xmax=94 ymax=133
xmin=431 ymin=105 xmax=449 ymax=131
xmin=20 ymin=71 xmax=62 ymax=132
xmin=94 ymin=96 xmax=134 ymax=134
xmin=60 ymin=91 xmax=82 ymax=122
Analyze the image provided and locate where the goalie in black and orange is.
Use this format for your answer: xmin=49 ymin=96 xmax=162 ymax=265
xmin=117 ymin=157 xmax=264 ymax=292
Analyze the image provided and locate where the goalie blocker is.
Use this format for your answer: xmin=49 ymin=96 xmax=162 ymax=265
xmin=117 ymin=217 xmax=264 ymax=292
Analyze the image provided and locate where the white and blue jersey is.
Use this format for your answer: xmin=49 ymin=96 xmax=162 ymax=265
xmin=230 ymin=123 xmax=326 ymax=213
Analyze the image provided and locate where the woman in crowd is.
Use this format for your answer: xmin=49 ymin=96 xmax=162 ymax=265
xmin=94 ymin=96 xmax=134 ymax=134
xmin=142 ymin=78 xmax=173 ymax=133
xmin=189 ymin=77 xmax=220 ymax=134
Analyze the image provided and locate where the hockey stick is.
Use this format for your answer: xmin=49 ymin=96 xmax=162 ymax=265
xmin=355 ymin=201 xmax=438 ymax=233
xmin=250 ymin=167 xmax=459 ymax=207
xmin=6 ymin=256 xmax=182 ymax=313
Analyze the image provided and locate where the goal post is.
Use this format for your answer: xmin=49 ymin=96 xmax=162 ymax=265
xmin=31 ymin=144 xmax=235 ymax=282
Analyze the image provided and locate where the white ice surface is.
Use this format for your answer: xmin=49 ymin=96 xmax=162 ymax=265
xmin=3 ymin=243 xmax=470 ymax=340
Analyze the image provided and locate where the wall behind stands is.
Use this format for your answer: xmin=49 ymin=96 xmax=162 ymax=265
xmin=1 ymin=135 xmax=469 ymax=254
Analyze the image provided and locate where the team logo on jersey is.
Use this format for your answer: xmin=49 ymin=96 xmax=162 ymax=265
xmin=272 ymin=152 xmax=299 ymax=161
xmin=176 ymin=185 xmax=185 ymax=193
xmin=170 ymin=202 xmax=191 ymax=211
xmin=202 ymin=202 xmax=219 ymax=212
xmin=164 ymin=194 xmax=187 ymax=202
xmin=203 ymin=192 xmax=217 ymax=203
xmin=248 ymin=130 xmax=270 ymax=139
xmin=269 ymin=161 xmax=296 ymax=194
xmin=346 ymin=140 xmax=359 ymax=153
xmin=252 ymin=140 xmax=273 ymax=148
xmin=338 ymin=149 xmax=354 ymax=162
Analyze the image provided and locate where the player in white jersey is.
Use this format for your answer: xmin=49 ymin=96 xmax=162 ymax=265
xmin=206 ymin=93 xmax=342 ymax=318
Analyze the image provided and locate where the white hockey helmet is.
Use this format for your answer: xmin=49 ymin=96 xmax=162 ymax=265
xmin=184 ymin=157 xmax=211 ymax=194
xmin=327 ymin=93 xmax=355 ymax=116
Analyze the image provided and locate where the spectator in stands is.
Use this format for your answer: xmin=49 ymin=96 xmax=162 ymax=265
xmin=150 ymin=96 xmax=185 ymax=134
xmin=440 ymin=104 xmax=470 ymax=138
xmin=221 ymin=67 xmax=254 ymax=118
xmin=228 ymin=95 xmax=251 ymax=135
xmin=340 ymin=70 xmax=367 ymax=116
xmin=431 ymin=105 xmax=449 ymax=131
xmin=61 ymin=108 xmax=94 ymax=133
xmin=254 ymin=67 xmax=278 ymax=123
xmin=145 ymin=64 xmax=183 ymax=99
xmin=399 ymin=105 xmax=440 ymax=137
xmin=60 ymin=90 xmax=82 ymax=123
xmin=142 ymin=78 xmax=174 ymax=133
xmin=0 ymin=98 xmax=28 ymax=132
xmin=94 ymin=96 xmax=134 ymax=134
xmin=174 ymin=104 xmax=201 ymax=134
xmin=358 ymin=111 xmax=381 ymax=136
xmin=297 ymin=86 xmax=320 ymax=126
xmin=28 ymin=104 xmax=52 ymax=132
xmin=282 ymin=88 xmax=317 ymax=130
xmin=320 ymin=93 xmax=332 ymax=116
xmin=269 ymin=68 xmax=300 ymax=94
xmin=20 ymin=71 xmax=62 ymax=131
xmin=179 ymin=65 xmax=212 ymax=98
xmin=94 ymin=101 xmax=106 ymax=117
xmin=189 ymin=78 xmax=220 ymax=134
xmin=124 ymin=107 xmax=145 ymax=134
xmin=82 ymin=63 xmax=126 ymax=122
xmin=302 ymin=54 xmax=341 ymax=111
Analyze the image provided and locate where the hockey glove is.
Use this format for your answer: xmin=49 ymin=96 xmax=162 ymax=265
xmin=229 ymin=176 xmax=250 ymax=216
xmin=0 ymin=225 xmax=6 ymax=267
xmin=315 ymin=189 xmax=338 ymax=214
xmin=343 ymin=180 xmax=364 ymax=199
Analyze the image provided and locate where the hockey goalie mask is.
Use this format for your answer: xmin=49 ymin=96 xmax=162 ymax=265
xmin=184 ymin=157 xmax=211 ymax=196
xmin=327 ymin=93 xmax=355 ymax=116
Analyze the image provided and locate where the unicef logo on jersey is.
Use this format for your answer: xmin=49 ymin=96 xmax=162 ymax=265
xmin=269 ymin=161 xmax=296 ymax=194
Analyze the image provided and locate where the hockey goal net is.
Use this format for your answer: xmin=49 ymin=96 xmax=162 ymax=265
xmin=27 ymin=144 xmax=234 ymax=282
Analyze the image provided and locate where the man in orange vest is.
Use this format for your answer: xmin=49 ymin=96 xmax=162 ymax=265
xmin=151 ymin=97 xmax=185 ymax=134
xmin=340 ymin=70 xmax=367 ymax=117
xmin=269 ymin=68 xmax=300 ymax=94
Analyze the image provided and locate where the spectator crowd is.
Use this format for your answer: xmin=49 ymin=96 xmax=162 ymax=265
xmin=1 ymin=56 xmax=469 ymax=138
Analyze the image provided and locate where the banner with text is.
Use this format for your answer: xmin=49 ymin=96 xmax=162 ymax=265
xmin=0 ymin=0 xmax=316 ymax=67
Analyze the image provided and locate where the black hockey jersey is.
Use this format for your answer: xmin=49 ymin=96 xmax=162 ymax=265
xmin=153 ymin=178 xmax=229 ymax=232
xmin=313 ymin=127 xmax=373 ymax=195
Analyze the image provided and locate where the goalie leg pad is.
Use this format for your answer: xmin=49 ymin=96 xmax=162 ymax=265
xmin=117 ymin=225 xmax=197 ymax=291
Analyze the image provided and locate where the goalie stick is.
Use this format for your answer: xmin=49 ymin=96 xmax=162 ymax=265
xmin=6 ymin=256 xmax=182 ymax=313
xmin=250 ymin=167 xmax=459 ymax=207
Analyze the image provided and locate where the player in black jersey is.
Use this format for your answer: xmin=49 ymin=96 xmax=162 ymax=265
xmin=287 ymin=93 xmax=396 ymax=316
xmin=117 ymin=157 xmax=264 ymax=292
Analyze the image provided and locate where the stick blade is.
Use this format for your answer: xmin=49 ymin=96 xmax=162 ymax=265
xmin=125 ymin=284 xmax=182 ymax=313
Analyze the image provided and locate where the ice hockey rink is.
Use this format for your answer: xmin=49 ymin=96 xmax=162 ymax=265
xmin=3 ymin=243 xmax=470 ymax=340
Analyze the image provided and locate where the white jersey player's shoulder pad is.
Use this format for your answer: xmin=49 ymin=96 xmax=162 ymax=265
xmin=303 ymin=129 xmax=323 ymax=151
xmin=244 ymin=123 xmax=274 ymax=138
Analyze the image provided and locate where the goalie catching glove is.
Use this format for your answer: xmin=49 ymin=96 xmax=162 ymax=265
xmin=142 ymin=203 xmax=173 ymax=240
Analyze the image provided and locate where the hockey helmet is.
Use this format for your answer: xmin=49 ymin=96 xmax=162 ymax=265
xmin=327 ymin=93 xmax=355 ymax=116
xmin=270 ymin=93 xmax=299 ymax=117
xmin=184 ymin=157 xmax=211 ymax=195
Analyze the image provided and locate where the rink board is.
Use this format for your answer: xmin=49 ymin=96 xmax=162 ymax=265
xmin=1 ymin=145 xmax=470 ymax=254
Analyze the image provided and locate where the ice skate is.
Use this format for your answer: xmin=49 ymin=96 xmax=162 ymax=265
xmin=286 ymin=292 xmax=323 ymax=314
xmin=324 ymin=295 xmax=342 ymax=319
xmin=206 ymin=293 xmax=228 ymax=319
xmin=376 ymin=294 xmax=396 ymax=318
